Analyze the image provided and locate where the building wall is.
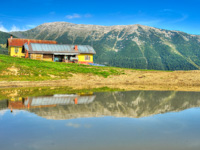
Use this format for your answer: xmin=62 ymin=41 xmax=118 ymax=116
xmin=29 ymin=54 xmax=53 ymax=61
xmin=30 ymin=54 xmax=43 ymax=60
xmin=43 ymin=54 xmax=53 ymax=62
xmin=29 ymin=53 xmax=94 ymax=64
xmin=78 ymin=54 xmax=93 ymax=64
xmin=8 ymin=46 xmax=25 ymax=58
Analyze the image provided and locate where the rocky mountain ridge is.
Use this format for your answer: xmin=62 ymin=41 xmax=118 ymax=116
xmin=10 ymin=22 xmax=200 ymax=70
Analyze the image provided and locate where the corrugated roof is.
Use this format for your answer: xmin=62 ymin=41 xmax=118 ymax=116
xmin=24 ymin=95 xmax=96 ymax=106
xmin=24 ymin=43 xmax=96 ymax=54
xmin=7 ymin=38 xmax=57 ymax=47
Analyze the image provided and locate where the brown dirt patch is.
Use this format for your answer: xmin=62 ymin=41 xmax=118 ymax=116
xmin=1 ymin=66 xmax=19 ymax=76
xmin=1 ymin=70 xmax=200 ymax=91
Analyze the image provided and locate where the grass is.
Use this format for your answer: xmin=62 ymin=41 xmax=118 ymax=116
xmin=0 ymin=54 xmax=172 ymax=82
xmin=0 ymin=54 xmax=123 ymax=81
xmin=0 ymin=86 xmax=123 ymax=100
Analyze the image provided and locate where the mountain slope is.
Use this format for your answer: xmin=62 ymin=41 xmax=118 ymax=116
xmin=0 ymin=31 xmax=12 ymax=44
xmin=0 ymin=31 xmax=13 ymax=54
xmin=11 ymin=22 xmax=200 ymax=70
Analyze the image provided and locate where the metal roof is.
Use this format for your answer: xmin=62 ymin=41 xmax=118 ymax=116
xmin=24 ymin=95 xmax=96 ymax=106
xmin=24 ymin=43 xmax=96 ymax=54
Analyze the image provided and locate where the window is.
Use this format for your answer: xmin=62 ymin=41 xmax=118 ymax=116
xmin=15 ymin=47 xmax=19 ymax=53
xmin=85 ymin=55 xmax=90 ymax=60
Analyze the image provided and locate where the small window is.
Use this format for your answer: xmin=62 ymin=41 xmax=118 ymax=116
xmin=15 ymin=47 xmax=19 ymax=53
xmin=85 ymin=55 xmax=90 ymax=60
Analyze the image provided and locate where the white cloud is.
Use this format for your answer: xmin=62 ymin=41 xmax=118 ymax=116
xmin=66 ymin=13 xmax=81 ymax=19
xmin=159 ymin=9 xmax=188 ymax=23
xmin=0 ymin=22 xmax=36 ymax=32
xmin=26 ymin=25 xmax=36 ymax=28
xmin=66 ymin=122 xmax=92 ymax=128
xmin=66 ymin=122 xmax=81 ymax=128
xmin=0 ymin=23 xmax=8 ymax=32
xmin=84 ymin=124 xmax=92 ymax=128
xmin=11 ymin=110 xmax=26 ymax=116
xmin=10 ymin=25 xmax=21 ymax=32
xmin=0 ymin=109 xmax=8 ymax=117
xmin=65 ymin=13 xmax=93 ymax=19
xmin=10 ymin=25 xmax=35 ymax=32
xmin=172 ymin=14 xmax=188 ymax=23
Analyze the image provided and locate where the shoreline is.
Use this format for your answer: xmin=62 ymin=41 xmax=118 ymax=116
xmin=1 ymin=71 xmax=200 ymax=91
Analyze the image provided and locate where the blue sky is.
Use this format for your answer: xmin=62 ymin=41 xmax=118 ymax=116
xmin=0 ymin=0 xmax=200 ymax=34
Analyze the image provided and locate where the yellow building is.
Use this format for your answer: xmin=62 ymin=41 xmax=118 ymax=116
xmin=23 ymin=43 xmax=96 ymax=64
xmin=7 ymin=36 xmax=96 ymax=64
xmin=8 ymin=46 xmax=25 ymax=57
xmin=78 ymin=54 xmax=94 ymax=64
xmin=7 ymin=36 xmax=57 ymax=58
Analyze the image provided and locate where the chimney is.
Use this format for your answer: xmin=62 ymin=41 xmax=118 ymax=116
xmin=74 ymin=45 xmax=78 ymax=51
xmin=10 ymin=35 xmax=13 ymax=39
xmin=25 ymin=50 xmax=29 ymax=59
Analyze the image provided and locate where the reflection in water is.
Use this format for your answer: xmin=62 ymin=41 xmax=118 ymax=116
xmin=0 ymin=91 xmax=200 ymax=150
xmin=1 ymin=91 xmax=200 ymax=119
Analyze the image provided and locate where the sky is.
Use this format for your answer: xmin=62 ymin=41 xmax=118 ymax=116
xmin=0 ymin=0 xmax=200 ymax=34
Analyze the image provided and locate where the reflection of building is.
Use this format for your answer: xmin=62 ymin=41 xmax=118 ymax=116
xmin=24 ymin=94 xmax=96 ymax=108
xmin=8 ymin=97 xmax=25 ymax=109
xmin=6 ymin=94 xmax=96 ymax=110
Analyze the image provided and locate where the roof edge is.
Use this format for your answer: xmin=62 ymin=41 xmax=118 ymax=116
xmin=8 ymin=38 xmax=57 ymax=42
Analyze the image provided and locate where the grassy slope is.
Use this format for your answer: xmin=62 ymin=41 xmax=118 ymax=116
xmin=0 ymin=54 xmax=123 ymax=81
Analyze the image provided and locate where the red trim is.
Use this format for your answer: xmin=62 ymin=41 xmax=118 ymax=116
xmin=78 ymin=61 xmax=93 ymax=65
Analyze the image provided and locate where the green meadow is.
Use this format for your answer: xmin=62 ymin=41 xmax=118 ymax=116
xmin=0 ymin=54 xmax=123 ymax=81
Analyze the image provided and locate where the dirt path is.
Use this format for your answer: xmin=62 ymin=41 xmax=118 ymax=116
xmin=1 ymin=70 xmax=200 ymax=91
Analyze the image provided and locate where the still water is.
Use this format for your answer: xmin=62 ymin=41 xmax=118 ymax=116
xmin=0 ymin=90 xmax=200 ymax=150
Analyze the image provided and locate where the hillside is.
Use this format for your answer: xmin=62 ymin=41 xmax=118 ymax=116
xmin=0 ymin=54 xmax=122 ymax=81
xmin=1 ymin=55 xmax=200 ymax=91
xmin=0 ymin=31 xmax=15 ymax=55
xmin=0 ymin=31 xmax=12 ymax=44
xmin=11 ymin=22 xmax=200 ymax=70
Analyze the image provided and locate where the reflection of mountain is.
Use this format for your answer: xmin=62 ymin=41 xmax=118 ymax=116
xmin=1 ymin=91 xmax=200 ymax=119
xmin=27 ymin=91 xmax=200 ymax=120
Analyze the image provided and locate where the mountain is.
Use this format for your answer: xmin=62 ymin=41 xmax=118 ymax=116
xmin=0 ymin=31 xmax=13 ymax=54
xmin=0 ymin=31 xmax=12 ymax=44
xmin=11 ymin=22 xmax=200 ymax=70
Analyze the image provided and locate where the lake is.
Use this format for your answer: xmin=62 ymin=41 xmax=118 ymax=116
xmin=0 ymin=90 xmax=200 ymax=150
